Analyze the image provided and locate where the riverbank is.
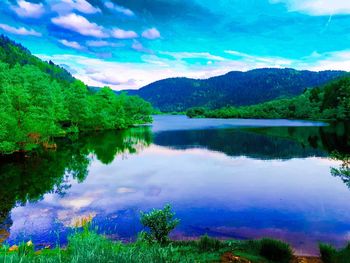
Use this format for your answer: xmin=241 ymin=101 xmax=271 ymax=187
xmin=2 ymin=200 xmax=348 ymax=263
xmin=0 ymin=230 xmax=322 ymax=263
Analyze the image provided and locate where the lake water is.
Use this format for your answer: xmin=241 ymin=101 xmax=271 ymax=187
xmin=1 ymin=115 xmax=350 ymax=256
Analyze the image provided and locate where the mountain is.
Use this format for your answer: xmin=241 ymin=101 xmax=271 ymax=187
xmin=186 ymin=75 xmax=350 ymax=121
xmin=126 ymin=68 xmax=347 ymax=112
xmin=0 ymin=35 xmax=74 ymax=85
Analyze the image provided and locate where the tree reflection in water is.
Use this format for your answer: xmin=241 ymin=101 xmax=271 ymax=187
xmin=331 ymin=152 xmax=350 ymax=188
xmin=0 ymin=127 xmax=152 ymax=244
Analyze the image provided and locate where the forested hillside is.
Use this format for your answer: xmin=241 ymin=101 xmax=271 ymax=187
xmin=0 ymin=36 xmax=153 ymax=154
xmin=187 ymin=76 xmax=350 ymax=120
xmin=0 ymin=35 xmax=74 ymax=84
xmin=127 ymin=68 xmax=347 ymax=112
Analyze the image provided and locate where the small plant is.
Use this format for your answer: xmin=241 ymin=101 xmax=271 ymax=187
xmin=258 ymin=238 xmax=293 ymax=263
xmin=18 ymin=240 xmax=34 ymax=257
xmin=197 ymin=235 xmax=223 ymax=252
xmin=140 ymin=204 xmax=180 ymax=244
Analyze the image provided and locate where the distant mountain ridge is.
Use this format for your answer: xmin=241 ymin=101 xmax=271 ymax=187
xmin=126 ymin=68 xmax=347 ymax=112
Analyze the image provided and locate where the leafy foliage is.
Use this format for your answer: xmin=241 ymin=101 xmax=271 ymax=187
xmin=0 ymin=36 xmax=153 ymax=154
xmin=319 ymin=243 xmax=350 ymax=263
xmin=197 ymin=235 xmax=225 ymax=252
xmin=128 ymin=68 xmax=347 ymax=112
xmin=330 ymin=151 xmax=350 ymax=188
xmin=0 ymin=35 xmax=74 ymax=85
xmin=187 ymin=76 xmax=350 ymax=120
xmin=258 ymin=238 xmax=293 ymax=263
xmin=140 ymin=204 xmax=180 ymax=244
xmin=0 ymin=216 xmax=297 ymax=263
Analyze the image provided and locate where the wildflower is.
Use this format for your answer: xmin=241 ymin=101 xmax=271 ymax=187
xmin=9 ymin=245 xmax=18 ymax=252
xmin=26 ymin=240 xmax=33 ymax=247
xmin=73 ymin=214 xmax=95 ymax=228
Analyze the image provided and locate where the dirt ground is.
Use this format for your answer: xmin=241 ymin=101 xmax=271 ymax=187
xmin=292 ymin=256 xmax=323 ymax=263
xmin=220 ymin=252 xmax=323 ymax=263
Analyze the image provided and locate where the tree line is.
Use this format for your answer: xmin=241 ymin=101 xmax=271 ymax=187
xmin=0 ymin=62 xmax=153 ymax=154
xmin=187 ymin=76 xmax=350 ymax=120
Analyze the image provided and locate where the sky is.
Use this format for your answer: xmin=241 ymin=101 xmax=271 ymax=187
xmin=1 ymin=0 xmax=350 ymax=90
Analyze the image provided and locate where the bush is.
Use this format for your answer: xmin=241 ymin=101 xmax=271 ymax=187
xmin=186 ymin=107 xmax=207 ymax=118
xmin=197 ymin=235 xmax=223 ymax=252
xmin=319 ymin=243 xmax=337 ymax=263
xmin=140 ymin=204 xmax=180 ymax=244
xmin=258 ymin=238 xmax=293 ymax=263
xmin=320 ymin=243 xmax=350 ymax=263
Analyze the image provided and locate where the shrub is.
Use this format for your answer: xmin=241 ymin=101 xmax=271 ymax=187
xmin=186 ymin=107 xmax=207 ymax=118
xmin=197 ymin=235 xmax=223 ymax=252
xmin=140 ymin=204 xmax=180 ymax=244
xmin=320 ymin=243 xmax=350 ymax=263
xmin=258 ymin=238 xmax=293 ymax=263
xmin=319 ymin=243 xmax=337 ymax=263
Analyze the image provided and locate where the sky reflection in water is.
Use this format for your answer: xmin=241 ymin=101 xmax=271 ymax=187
xmin=2 ymin=116 xmax=350 ymax=256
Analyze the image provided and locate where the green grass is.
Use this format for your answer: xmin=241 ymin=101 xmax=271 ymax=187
xmin=0 ymin=205 xmax=297 ymax=263
xmin=0 ymin=231 xmax=226 ymax=263
xmin=0 ymin=230 xmax=298 ymax=263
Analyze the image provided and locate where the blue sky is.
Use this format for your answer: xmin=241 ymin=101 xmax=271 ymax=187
xmin=1 ymin=0 xmax=350 ymax=89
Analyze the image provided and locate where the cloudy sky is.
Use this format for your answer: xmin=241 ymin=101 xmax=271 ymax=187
xmin=1 ymin=0 xmax=350 ymax=89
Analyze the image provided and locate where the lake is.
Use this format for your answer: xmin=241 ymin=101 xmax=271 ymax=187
xmin=1 ymin=115 xmax=350 ymax=256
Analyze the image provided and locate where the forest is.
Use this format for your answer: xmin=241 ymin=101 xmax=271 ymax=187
xmin=0 ymin=36 xmax=153 ymax=154
xmin=128 ymin=68 xmax=346 ymax=112
xmin=186 ymin=76 xmax=350 ymax=120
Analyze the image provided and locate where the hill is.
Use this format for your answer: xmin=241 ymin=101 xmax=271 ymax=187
xmin=126 ymin=68 xmax=347 ymax=112
xmin=0 ymin=35 xmax=74 ymax=85
xmin=186 ymin=75 xmax=350 ymax=120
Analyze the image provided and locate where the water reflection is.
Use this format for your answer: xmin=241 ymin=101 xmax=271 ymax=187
xmin=1 ymin=116 xmax=350 ymax=255
xmin=0 ymin=127 xmax=151 ymax=245
xmin=330 ymin=152 xmax=350 ymax=189
xmin=153 ymin=121 xmax=350 ymax=159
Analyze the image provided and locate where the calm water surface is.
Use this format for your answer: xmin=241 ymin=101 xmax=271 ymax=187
xmin=1 ymin=115 xmax=350 ymax=255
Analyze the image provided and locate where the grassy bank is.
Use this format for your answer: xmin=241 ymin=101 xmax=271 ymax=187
xmin=0 ymin=205 xmax=347 ymax=262
xmin=0 ymin=231 xmax=295 ymax=263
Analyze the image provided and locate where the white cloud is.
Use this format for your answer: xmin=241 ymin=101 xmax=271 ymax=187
xmin=131 ymin=40 xmax=144 ymax=51
xmin=11 ymin=0 xmax=45 ymax=18
xmin=300 ymin=50 xmax=350 ymax=71
xmin=89 ymin=73 xmax=134 ymax=86
xmin=35 ymin=53 xmax=257 ymax=90
xmin=36 ymin=48 xmax=350 ymax=91
xmin=0 ymin=23 xmax=41 ymax=36
xmin=104 ymin=1 xmax=134 ymax=16
xmin=52 ymin=0 xmax=101 ymax=14
xmin=111 ymin=28 xmax=138 ymax=39
xmin=142 ymin=28 xmax=161 ymax=40
xmin=59 ymin=39 xmax=84 ymax=50
xmin=225 ymin=50 xmax=293 ymax=67
xmin=52 ymin=13 xmax=108 ymax=38
xmin=86 ymin=40 xmax=119 ymax=47
xmin=162 ymin=51 xmax=227 ymax=62
xmin=270 ymin=0 xmax=350 ymax=15
xmin=131 ymin=40 xmax=152 ymax=53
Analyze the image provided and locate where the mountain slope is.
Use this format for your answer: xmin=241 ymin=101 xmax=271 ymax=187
xmin=126 ymin=68 xmax=347 ymax=112
xmin=0 ymin=35 xmax=74 ymax=85
xmin=186 ymin=75 xmax=350 ymax=121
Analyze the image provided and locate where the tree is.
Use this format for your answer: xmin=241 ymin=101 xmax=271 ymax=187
xmin=140 ymin=204 xmax=180 ymax=244
xmin=64 ymin=80 xmax=90 ymax=127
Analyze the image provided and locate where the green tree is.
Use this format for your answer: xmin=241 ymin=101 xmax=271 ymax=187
xmin=140 ymin=204 xmax=180 ymax=244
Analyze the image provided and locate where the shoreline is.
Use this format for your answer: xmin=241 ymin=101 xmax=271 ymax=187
xmin=1 ymin=231 xmax=323 ymax=263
